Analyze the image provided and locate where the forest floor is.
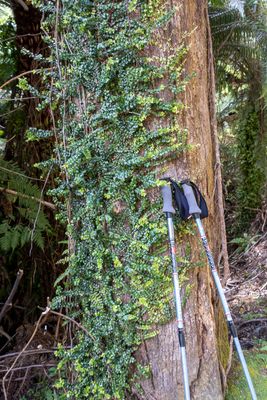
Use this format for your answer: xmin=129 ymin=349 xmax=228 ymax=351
xmin=225 ymin=229 xmax=267 ymax=399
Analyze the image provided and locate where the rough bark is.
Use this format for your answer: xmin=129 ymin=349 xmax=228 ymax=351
xmin=6 ymin=1 xmax=53 ymax=169
xmin=135 ymin=2 xmax=228 ymax=399
xmin=205 ymin=5 xmax=230 ymax=281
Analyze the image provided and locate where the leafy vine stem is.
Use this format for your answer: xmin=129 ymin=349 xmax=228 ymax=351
xmin=33 ymin=0 xmax=191 ymax=397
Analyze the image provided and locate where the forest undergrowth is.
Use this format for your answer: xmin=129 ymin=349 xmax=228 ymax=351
xmin=0 ymin=1 xmax=266 ymax=399
xmin=225 ymin=204 xmax=267 ymax=399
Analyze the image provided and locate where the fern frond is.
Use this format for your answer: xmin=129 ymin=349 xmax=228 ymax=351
xmin=20 ymin=226 xmax=31 ymax=247
xmin=209 ymin=1 xmax=267 ymax=102
xmin=31 ymin=228 xmax=45 ymax=250
xmin=0 ymin=158 xmax=51 ymax=252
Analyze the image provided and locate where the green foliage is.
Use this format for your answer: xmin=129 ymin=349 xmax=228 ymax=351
xmin=34 ymin=0 xmax=191 ymax=398
xmin=0 ymin=158 xmax=51 ymax=251
xmin=210 ymin=0 xmax=267 ymax=128
xmin=210 ymin=0 xmax=267 ymax=93
xmin=0 ymin=8 xmax=19 ymax=150
xmin=211 ymin=1 xmax=267 ymax=236
xmin=229 ymin=233 xmax=260 ymax=253
xmin=21 ymin=383 xmax=59 ymax=400
xmin=0 ymin=14 xmax=17 ymax=86
xmin=236 ymin=108 xmax=265 ymax=230
xmin=226 ymin=341 xmax=267 ymax=400
xmin=219 ymin=105 xmax=265 ymax=236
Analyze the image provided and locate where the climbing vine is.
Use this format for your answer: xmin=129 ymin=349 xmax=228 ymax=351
xmin=236 ymin=107 xmax=265 ymax=230
xmin=34 ymin=0 xmax=190 ymax=398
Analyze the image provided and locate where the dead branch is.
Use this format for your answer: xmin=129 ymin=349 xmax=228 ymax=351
xmin=0 ymin=327 xmax=11 ymax=341
xmin=15 ymin=366 xmax=29 ymax=399
xmin=0 ymin=68 xmax=52 ymax=91
xmin=0 ymin=332 xmax=18 ymax=354
xmin=0 ymin=349 xmax=54 ymax=361
xmin=0 ymin=165 xmax=45 ymax=182
xmin=2 ymin=307 xmax=50 ymax=400
xmin=237 ymin=318 xmax=267 ymax=330
xmin=0 ymin=303 xmax=25 ymax=310
xmin=0 ymin=187 xmax=56 ymax=210
xmin=0 ymin=269 xmax=24 ymax=324
xmin=0 ymin=362 xmax=56 ymax=374
xmin=38 ymin=307 xmax=95 ymax=340
xmin=14 ymin=0 xmax=29 ymax=11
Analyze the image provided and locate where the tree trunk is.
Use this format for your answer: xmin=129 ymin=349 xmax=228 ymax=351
xmin=2 ymin=1 xmax=229 ymax=398
xmin=6 ymin=1 xmax=53 ymax=169
xmin=135 ymin=2 xmax=228 ymax=399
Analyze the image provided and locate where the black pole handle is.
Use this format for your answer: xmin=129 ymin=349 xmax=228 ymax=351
xmin=161 ymin=185 xmax=175 ymax=214
xmin=181 ymin=183 xmax=201 ymax=215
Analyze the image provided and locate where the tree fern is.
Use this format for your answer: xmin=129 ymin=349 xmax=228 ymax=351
xmin=209 ymin=0 xmax=267 ymax=93
xmin=210 ymin=0 xmax=267 ymax=234
xmin=0 ymin=158 xmax=51 ymax=252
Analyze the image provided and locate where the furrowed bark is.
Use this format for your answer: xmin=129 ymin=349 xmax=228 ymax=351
xmin=134 ymin=2 xmax=228 ymax=399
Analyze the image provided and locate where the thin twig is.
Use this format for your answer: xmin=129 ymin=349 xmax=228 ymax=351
xmin=0 ymin=187 xmax=55 ymax=210
xmin=217 ymin=26 xmax=235 ymax=54
xmin=55 ymin=0 xmax=62 ymax=80
xmin=245 ymin=231 xmax=267 ymax=254
xmin=15 ymin=366 xmax=29 ymax=399
xmin=0 ymin=349 xmax=55 ymax=360
xmin=1 ymin=32 xmax=44 ymax=44
xmin=38 ymin=307 xmax=95 ymax=340
xmin=14 ymin=0 xmax=29 ymax=11
xmin=0 ymin=332 xmax=18 ymax=354
xmin=0 ymin=363 xmax=56 ymax=374
xmin=225 ymin=270 xmax=261 ymax=293
xmin=0 ymin=68 xmax=52 ymax=91
xmin=237 ymin=318 xmax=267 ymax=330
xmin=0 ymin=97 xmax=40 ymax=102
xmin=260 ymin=281 xmax=267 ymax=291
xmin=0 ymin=270 xmax=24 ymax=324
xmin=2 ymin=308 xmax=50 ymax=400
xmin=0 ymin=107 xmax=23 ymax=118
xmin=0 ymin=303 xmax=25 ymax=310
xmin=0 ymin=166 xmax=45 ymax=182
xmin=0 ymin=327 xmax=11 ymax=341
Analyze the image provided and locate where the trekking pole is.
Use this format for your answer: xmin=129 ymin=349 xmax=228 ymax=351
xmin=181 ymin=181 xmax=257 ymax=400
xmin=161 ymin=184 xmax=191 ymax=400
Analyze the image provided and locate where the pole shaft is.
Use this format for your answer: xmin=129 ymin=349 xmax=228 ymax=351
xmin=166 ymin=215 xmax=191 ymax=400
xmin=194 ymin=216 xmax=257 ymax=400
